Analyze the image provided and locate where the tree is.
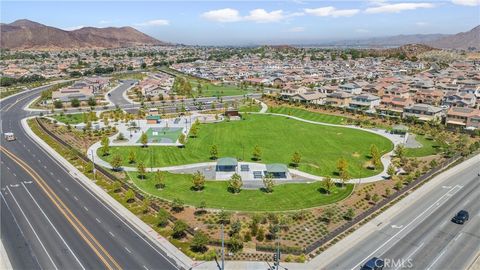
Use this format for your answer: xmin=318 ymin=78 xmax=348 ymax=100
xmin=217 ymin=209 xmax=231 ymax=225
xmin=291 ymin=151 xmax=301 ymax=167
xmin=87 ymin=97 xmax=97 ymax=107
xmin=230 ymin=219 xmax=242 ymax=236
xmin=336 ymin=158 xmax=348 ymax=176
xmin=189 ymin=124 xmax=198 ymax=138
xmin=172 ymin=198 xmax=184 ymax=212
xmin=252 ymin=145 xmax=262 ymax=161
xmin=372 ymin=193 xmax=380 ymax=204
xmin=192 ymin=171 xmax=205 ymax=191
xmin=262 ymin=173 xmax=274 ymax=193
xmin=124 ymin=189 xmax=135 ymax=203
xmin=256 ymin=228 xmax=265 ymax=241
xmin=344 ymin=208 xmax=355 ymax=220
xmin=53 ymin=100 xmax=63 ymax=109
xmin=137 ymin=161 xmax=146 ymax=179
xmin=140 ymin=198 xmax=150 ymax=214
xmin=339 ymin=170 xmax=350 ymax=188
xmin=128 ymin=150 xmax=136 ymax=164
xmin=141 ymin=62 xmax=147 ymax=69
xmin=100 ymin=136 xmax=110 ymax=156
xmin=191 ymin=231 xmax=209 ymax=253
xmin=228 ymin=173 xmax=243 ymax=193
xmin=228 ymin=236 xmax=243 ymax=253
xmin=394 ymin=145 xmax=405 ymax=159
xmin=110 ymin=154 xmax=123 ymax=171
xmin=387 ymin=164 xmax=396 ymax=179
xmin=71 ymin=98 xmax=80 ymax=107
xmin=178 ymin=133 xmax=186 ymax=146
xmin=322 ymin=176 xmax=334 ymax=194
xmin=84 ymin=162 xmax=93 ymax=173
xmin=156 ymin=209 xmax=170 ymax=227
xmin=370 ymin=144 xmax=381 ymax=168
xmin=322 ymin=207 xmax=335 ymax=223
xmin=210 ymin=145 xmax=218 ymax=160
xmin=154 ymin=169 xmax=165 ymax=189
xmin=394 ymin=181 xmax=403 ymax=190
xmin=172 ymin=220 xmax=188 ymax=239
xmin=140 ymin=132 xmax=148 ymax=147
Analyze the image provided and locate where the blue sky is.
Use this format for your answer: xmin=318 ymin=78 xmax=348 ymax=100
xmin=1 ymin=1 xmax=479 ymax=45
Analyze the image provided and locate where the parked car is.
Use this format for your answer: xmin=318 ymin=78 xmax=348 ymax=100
xmin=361 ymin=257 xmax=384 ymax=270
xmin=452 ymin=210 xmax=469 ymax=224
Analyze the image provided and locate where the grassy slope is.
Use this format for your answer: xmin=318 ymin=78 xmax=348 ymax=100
xmin=103 ymin=114 xmax=393 ymax=177
xmin=128 ymin=171 xmax=353 ymax=211
xmin=267 ymin=106 xmax=346 ymax=125
xmin=405 ymin=135 xmax=441 ymax=157
xmin=50 ymin=113 xmax=85 ymax=124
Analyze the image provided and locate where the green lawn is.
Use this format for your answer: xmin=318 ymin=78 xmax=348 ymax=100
xmin=405 ymin=135 xmax=441 ymax=157
xmin=190 ymin=80 xmax=252 ymax=98
xmin=51 ymin=113 xmax=85 ymax=124
xmin=268 ymin=106 xmax=346 ymax=125
xmin=139 ymin=127 xmax=183 ymax=143
xmin=239 ymin=102 xmax=262 ymax=112
xmin=103 ymin=114 xmax=393 ymax=178
xmin=128 ymin=171 xmax=353 ymax=211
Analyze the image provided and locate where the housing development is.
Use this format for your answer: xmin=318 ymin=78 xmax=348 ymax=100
xmin=1 ymin=1 xmax=479 ymax=270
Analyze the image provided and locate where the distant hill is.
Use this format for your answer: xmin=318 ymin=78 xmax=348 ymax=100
xmin=0 ymin=19 xmax=165 ymax=50
xmin=427 ymin=25 xmax=480 ymax=50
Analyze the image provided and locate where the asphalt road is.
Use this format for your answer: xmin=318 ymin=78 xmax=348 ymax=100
xmin=108 ymin=79 xmax=137 ymax=107
xmin=325 ymin=159 xmax=480 ymax=270
xmin=1 ymin=86 xmax=181 ymax=270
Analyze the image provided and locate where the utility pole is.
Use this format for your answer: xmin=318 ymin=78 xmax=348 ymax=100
xmin=221 ymin=223 xmax=225 ymax=270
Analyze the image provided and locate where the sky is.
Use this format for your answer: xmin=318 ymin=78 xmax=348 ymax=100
xmin=1 ymin=0 xmax=479 ymax=45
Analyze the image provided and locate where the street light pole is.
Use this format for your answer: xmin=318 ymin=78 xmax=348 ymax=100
xmin=221 ymin=223 xmax=225 ymax=270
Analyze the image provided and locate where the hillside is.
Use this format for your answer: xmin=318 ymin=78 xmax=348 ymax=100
xmin=428 ymin=25 xmax=480 ymax=50
xmin=0 ymin=19 xmax=165 ymax=50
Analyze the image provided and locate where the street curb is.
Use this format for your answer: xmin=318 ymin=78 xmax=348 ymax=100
xmin=21 ymin=117 xmax=194 ymax=270
xmin=0 ymin=239 xmax=13 ymax=270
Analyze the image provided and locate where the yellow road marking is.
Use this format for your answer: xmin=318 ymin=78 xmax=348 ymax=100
xmin=1 ymin=146 xmax=122 ymax=270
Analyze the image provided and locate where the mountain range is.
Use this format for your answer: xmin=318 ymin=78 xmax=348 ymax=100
xmin=0 ymin=19 xmax=478 ymax=50
xmin=0 ymin=19 xmax=164 ymax=50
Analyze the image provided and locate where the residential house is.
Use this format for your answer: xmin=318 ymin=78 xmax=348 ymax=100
xmin=446 ymin=107 xmax=480 ymax=129
xmin=339 ymin=82 xmax=363 ymax=95
xmin=403 ymin=104 xmax=445 ymax=122
xmin=442 ymin=92 xmax=477 ymax=108
xmin=378 ymin=96 xmax=414 ymax=117
xmin=414 ymin=89 xmax=444 ymax=106
xmin=349 ymin=94 xmax=381 ymax=112
xmin=290 ymin=92 xmax=327 ymax=105
xmin=326 ymin=92 xmax=353 ymax=107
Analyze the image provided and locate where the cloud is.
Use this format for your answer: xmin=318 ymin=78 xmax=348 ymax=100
xmin=356 ymin=28 xmax=370 ymax=33
xmin=451 ymin=0 xmax=480 ymax=6
xmin=63 ymin=25 xmax=85 ymax=31
xmin=416 ymin=21 xmax=428 ymax=26
xmin=286 ymin=26 xmax=305 ymax=32
xmin=135 ymin=19 xmax=170 ymax=26
xmin=201 ymin=8 xmax=242 ymax=22
xmin=304 ymin=7 xmax=360 ymax=17
xmin=244 ymin=9 xmax=286 ymax=23
xmin=365 ymin=3 xmax=435 ymax=14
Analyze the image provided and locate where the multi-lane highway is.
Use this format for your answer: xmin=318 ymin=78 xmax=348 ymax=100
xmin=1 ymin=85 xmax=183 ymax=270
xmin=324 ymin=157 xmax=480 ymax=270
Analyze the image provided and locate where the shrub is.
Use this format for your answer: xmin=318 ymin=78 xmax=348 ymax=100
xmin=172 ymin=220 xmax=188 ymax=239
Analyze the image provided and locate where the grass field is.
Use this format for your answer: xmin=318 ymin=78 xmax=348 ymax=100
xmin=268 ymin=106 xmax=346 ymax=125
xmin=239 ymin=102 xmax=262 ymax=112
xmin=51 ymin=113 xmax=85 ymax=124
xmin=103 ymin=114 xmax=393 ymax=177
xmin=192 ymin=81 xmax=252 ymax=98
xmin=405 ymin=135 xmax=441 ymax=157
xmin=128 ymin=171 xmax=354 ymax=211
xmin=139 ymin=127 xmax=183 ymax=143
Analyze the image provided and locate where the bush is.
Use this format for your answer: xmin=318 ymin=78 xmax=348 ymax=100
xmin=191 ymin=231 xmax=209 ymax=253
xmin=156 ymin=209 xmax=170 ymax=227
xmin=172 ymin=220 xmax=188 ymax=239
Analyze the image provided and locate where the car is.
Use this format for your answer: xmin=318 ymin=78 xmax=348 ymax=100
xmin=452 ymin=210 xmax=469 ymax=224
xmin=361 ymin=257 xmax=384 ymax=270
xmin=107 ymin=93 xmax=111 ymax=96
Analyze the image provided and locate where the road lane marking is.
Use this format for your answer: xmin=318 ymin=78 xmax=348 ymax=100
xmin=84 ymin=206 xmax=89 ymax=211
xmin=0 ymin=146 xmax=122 ymax=270
xmin=426 ymin=243 xmax=450 ymax=270
xmin=394 ymin=242 xmax=424 ymax=270
xmin=96 ymin=218 xmax=101 ymax=223
xmin=21 ymin=182 xmax=86 ymax=270
xmin=109 ymin=231 xmax=115 ymax=237
xmin=5 ymin=186 xmax=59 ymax=270
xmin=351 ymin=185 xmax=462 ymax=270
xmin=124 ymin=247 xmax=132 ymax=254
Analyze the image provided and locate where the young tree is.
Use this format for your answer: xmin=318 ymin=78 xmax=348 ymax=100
xmin=140 ymin=132 xmax=148 ymax=147
xmin=394 ymin=181 xmax=403 ymax=190
xmin=262 ymin=173 xmax=274 ymax=193
xmin=230 ymin=219 xmax=242 ymax=236
xmin=124 ymin=189 xmax=135 ymax=203
xmin=387 ymin=164 xmax=396 ymax=179
xmin=172 ymin=198 xmax=184 ymax=212
xmin=178 ymin=133 xmax=186 ymax=146
xmin=191 ymin=231 xmax=209 ymax=253
xmin=128 ymin=150 xmax=136 ymax=164
xmin=189 ymin=124 xmax=198 ymax=138
xmin=336 ymin=158 xmax=348 ymax=176
xmin=340 ymin=170 xmax=350 ymax=188
xmin=100 ymin=135 xmax=110 ymax=156
xmin=210 ymin=145 xmax=218 ymax=160
xmin=394 ymin=144 xmax=405 ymax=159
xmin=156 ymin=209 xmax=170 ymax=227
xmin=228 ymin=173 xmax=243 ymax=193
xmin=71 ymin=98 xmax=80 ymax=107
xmin=110 ymin=154 xmax=123 ymax=171
xmin=154 ymin=169 xmax=165 ymax=189
xmin=372 ymin=193 xmax=380 ymax=204
xmin=322 ymin=176 xmax=334 ymax=194
xmin=322 ymin=207 xmax=335 ymax=223
xmin=370 ymin=144 xmax=381 ymax=168
xmin=291 ymin=151 xmax=301 ymax=167
xmin=140 ymin=198 xmax=150 ymax=214
xmin=137 ymin=161 xmax=146 ymax=179
xmin=344 ymin=208 xmax=355 ymax=220
xmin=172 ymin=220 xmax=188 ymax=239
xmin=192 ymin=171 xmax=205 ymax=191
xmin=87 ymin=97 xmax=97 ymax=107
xmin=252 ymin=145 xmax=262 ymax=161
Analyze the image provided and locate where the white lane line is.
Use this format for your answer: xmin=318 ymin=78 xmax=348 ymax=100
xmin=95 ymin=218 xmax=101 ymax=223
xmin=109 ymin=231 xmax=115 ymax=237
xmin=351 ymin=185 xmax=462 ymax=270
xmin=74 ymin=196 xmax=78 ymax=201
xmin=394 ymin=242 xmax=424 ymax=270
xmin=143 ymin=265 xmax=149 ymax=270
xmin=6 ymin=186 xmax=59 ymax=270
xmin=21 ymin=182 xmax=86 ymax=270
xmin=124 ymin=247 xmax=132 ymax=254
xmin=426 ymin=243 xmax=450 ymax=270
xmin=83 ymin=206 xmax=88 ymax=211
xmin=65 ymin=187 xmax=69 ymax=192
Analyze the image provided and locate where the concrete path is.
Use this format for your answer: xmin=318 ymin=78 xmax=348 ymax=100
xmin=252 ymin=98 xmax=268 ymax=113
